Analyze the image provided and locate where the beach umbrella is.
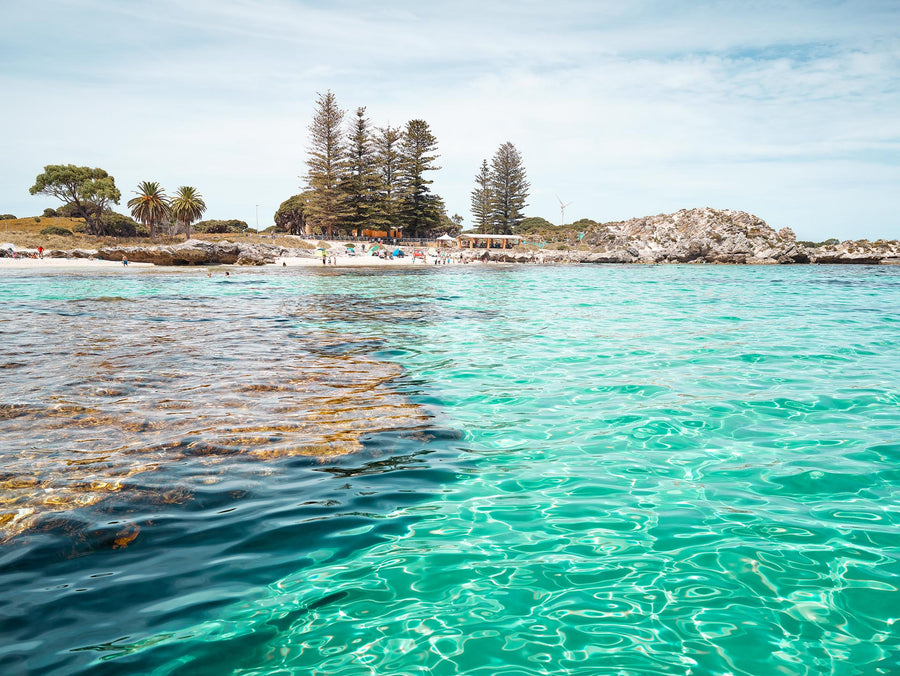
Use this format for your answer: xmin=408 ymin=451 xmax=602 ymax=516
xmin=369 ymin=243 xmax=381 ymax=251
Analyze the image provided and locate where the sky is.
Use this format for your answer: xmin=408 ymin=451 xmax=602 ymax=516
xmin=1 ymin=0 xmax=898 ymax=241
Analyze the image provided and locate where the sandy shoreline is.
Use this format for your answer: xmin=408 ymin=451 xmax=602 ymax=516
xmin=0 ymin=257 xmax=155 ymax=270
xmin=269 ymin=254 xmax=467 ymax=268
xmin=0 ymin=254 xmax=469 ymax=270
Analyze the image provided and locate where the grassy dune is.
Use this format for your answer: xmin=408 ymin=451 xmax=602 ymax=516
xmin=0 ymin=218 xmax=314 ymax=250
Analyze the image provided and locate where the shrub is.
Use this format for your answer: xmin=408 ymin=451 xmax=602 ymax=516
xmin=100 ymin=210 xmax=142 ymax=237
xmin=57 ymin=203 xmax=84 ymax=218
xmin=572 ymin=218 xmax=600 ymax=229
xmin=43 ymin=208 xmax=58 ymax=218
xmin=40 ymin=225 xmax=74 ymax=236
xmin=515 ymin=216 xmax=555 ymax=233
xmin=71 ymin=221 xmax=87 ymax=234
xmin=34 ymin=216 xmax=41 ymax=223
xmin=194 ymin=219 xmax=249 ymax=234
xmin=798 ymin=237 xmax=840 ymax=248
xmin=0 ymin=214 xmax=16 ymax=220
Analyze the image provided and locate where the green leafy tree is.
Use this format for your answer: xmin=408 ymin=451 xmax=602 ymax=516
xmin=194 ymin=219 xmax=248 ymax=234
xmin=373 ymin=124 xmax=403 ymax=233
xmin=305 ymin=90 xmax=349 ymax=238
xmin=438 ymin=212 xmax=463 ymax=236
xmin=470 ymin=159 xmax=492 ymax=234
xmin=127 ymin=181 xmax=171 ymax=241
xmin=489 ymin=142 xmax=529 ymax=234
xmin=56 ymin=202 xmax=85 ymax=218
xmin=274 ymin=192 xmax=313 ymax=235
xmin=170 ymin=186 xmax=207 ymax=241
xmin=398 ymin=119 xmax=443 ymax=238
xmin=29 ymin=164 xmax=121 ymax=236
xmin=342 ymin=107 xmax=383 ymax=233
xmin=100 ymin=209 xmax=145 ymax=237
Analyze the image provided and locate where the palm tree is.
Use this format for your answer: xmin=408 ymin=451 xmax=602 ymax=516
xmin=170 ymin=186 xmax=207 ymax=241
xmin=127 ymin=181 xmax=170 ymax=241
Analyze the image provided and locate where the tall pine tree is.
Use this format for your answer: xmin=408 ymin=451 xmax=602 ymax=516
xmin=342 ymin=107 xmax=382 ymax=233
xmin=305 ymin=90 xmax=348 ymax=238
xmin=489 ymin=142 xmax=529 ymax=234
xmin=398 ymin=119 xmax=443 ymax=238
xmin=373 ymin=124 xmax=403 ymax=234
xmin=470 ymin=159 xmax=492 ymax=234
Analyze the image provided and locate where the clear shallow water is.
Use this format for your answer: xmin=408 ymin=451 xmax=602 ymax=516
xmin=1 ymin=264 xmax=899 ymax=674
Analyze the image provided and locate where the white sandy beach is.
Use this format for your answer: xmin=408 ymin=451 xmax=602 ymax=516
xmin=0 ymin=253 xmax=472 ymax=270
xmin=270 ymin=254 xmax=468 ymax=268
xmin=0 ymin=257 xmax=154 ymax=270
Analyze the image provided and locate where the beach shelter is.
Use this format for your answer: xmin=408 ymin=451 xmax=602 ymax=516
xmin=437 ymin=234 xmax=455 ymax=247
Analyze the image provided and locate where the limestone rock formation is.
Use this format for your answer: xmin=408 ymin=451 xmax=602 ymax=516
xmin=806 ymin=239 xmax=900 ymax=264
xmin=97 ymin=240 xmax=284 ymax=266
xmin=579 ymin=207 xmax=811 ymax=264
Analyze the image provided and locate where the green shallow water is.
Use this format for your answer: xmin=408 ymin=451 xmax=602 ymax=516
xmin=1 ymin=264 xmax=899 ymax=674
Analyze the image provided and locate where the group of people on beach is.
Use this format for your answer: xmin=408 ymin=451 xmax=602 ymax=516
xmin=2 ymin=246 xmax=44 ymax=259
xmin=431 ymin=251 xmax=456 ymax=265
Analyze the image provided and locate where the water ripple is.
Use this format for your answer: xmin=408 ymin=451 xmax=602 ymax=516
xmin=2 ymin=265 xmax=900 ymax=675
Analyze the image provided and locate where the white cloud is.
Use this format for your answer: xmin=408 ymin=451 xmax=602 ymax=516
xmin=1 ymin=0 xmax=898 ymax=239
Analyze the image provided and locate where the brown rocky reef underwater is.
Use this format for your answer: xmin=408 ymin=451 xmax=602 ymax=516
xmin=0 ymin=309 xmax=431 ymax=544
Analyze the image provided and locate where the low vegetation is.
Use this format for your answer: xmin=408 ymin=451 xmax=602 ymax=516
xmin=194 ymin=219 xmax=249 ymax=234
xmin=39 ymin=225 xmax=74 ymax=237
xmin=0 ymin=215 xmax=283 ymax=250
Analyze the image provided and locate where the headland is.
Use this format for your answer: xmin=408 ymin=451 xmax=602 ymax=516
xmin=2 ymin=207 xmax=898 ymax=268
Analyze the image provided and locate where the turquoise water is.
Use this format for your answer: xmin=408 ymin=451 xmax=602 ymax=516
xmin=1 ymin=264 xmax=899 ymax=674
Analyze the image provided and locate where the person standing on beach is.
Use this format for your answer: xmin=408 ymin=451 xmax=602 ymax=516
xmin=37 ymin=246 xmax=44 ymax=259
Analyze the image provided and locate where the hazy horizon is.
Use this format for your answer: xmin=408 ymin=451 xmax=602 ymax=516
xmin=1 ymin=0 xmax=898 ymax=240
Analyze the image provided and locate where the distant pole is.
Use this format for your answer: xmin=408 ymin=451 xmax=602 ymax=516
xmin=556 ymin=195 xmax=573 ymax=226
xmin=255 ymin=204 xmax=260 ymax=234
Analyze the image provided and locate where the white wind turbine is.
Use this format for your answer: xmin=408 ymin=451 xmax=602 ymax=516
xmin=556 ymin=195 xmax=573 ymax=226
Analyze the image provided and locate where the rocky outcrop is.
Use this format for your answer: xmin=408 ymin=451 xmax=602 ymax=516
xmin=15 ymin=212 xmax=899 ymax=266
xmin=578 ymin=207 xmax=811 ymax=264
xmin=538 ymin=208 xmax=900 ymax=265
xmin=475 ymin=208 xmax=898 ymax=265
xmin=49 ymin=248 xmax=96 ymax=259
xmin=806 ymin=239 xmax=900 ymax=264
xmin=97 ymin=240 xmax=286 ymax=266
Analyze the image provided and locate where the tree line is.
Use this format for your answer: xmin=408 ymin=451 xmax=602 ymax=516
xmin=470 ymin=142 xmax=530 ymax=234
xmin=28 ymin=165 xmax=208 ymax=240
xmin=26 ymin=94 xmax=532 ymax=242
xmin=277 ymin=91 xmax=463 ymax=239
